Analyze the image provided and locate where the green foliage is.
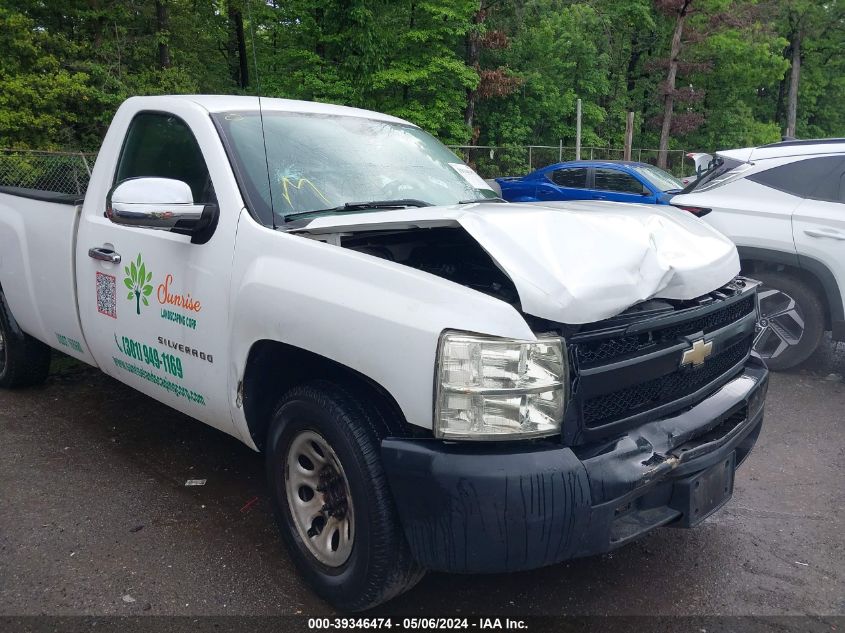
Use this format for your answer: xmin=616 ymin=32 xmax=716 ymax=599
xmin=0 ymin=0 xmax=843 ymax=157
xmin=686 ymin=24 xmax=789 ymax=148
xmin=0 ymin=7 xmax=90 ymax=148
xmin=364 ymin=0 xmax=478 ymax=142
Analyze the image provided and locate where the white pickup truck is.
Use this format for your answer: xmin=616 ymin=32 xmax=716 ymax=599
xmin=0 ymin=96 xmax=769 ymax=611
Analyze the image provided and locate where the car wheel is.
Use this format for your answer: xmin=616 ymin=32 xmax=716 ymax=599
xmin=265 ymin=380 xmax=424 ymax=611
xmin=0 ymin=289 xmax=51 ymax=388
xmin=751 ymin=272 xmax=825 ymax=371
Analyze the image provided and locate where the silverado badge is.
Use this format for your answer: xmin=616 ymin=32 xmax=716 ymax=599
xmin=681 ymin=338 xmax=713 ymax=367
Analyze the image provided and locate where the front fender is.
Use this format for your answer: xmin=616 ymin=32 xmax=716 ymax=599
xmin=227 ymin=212 xmax=535 ymax=438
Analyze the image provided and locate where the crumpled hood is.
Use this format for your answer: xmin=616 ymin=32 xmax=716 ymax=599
xmin=290 ymin=200 xmax=740 ymax=324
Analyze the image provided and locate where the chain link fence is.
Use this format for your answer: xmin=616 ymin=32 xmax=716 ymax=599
xmin=0 ymin=150 xmax=97 ymax=196
xmin=448 ymin=145 xmax=692 ymax=180
xmin=0 ymin=145 xmax=693 ymax=196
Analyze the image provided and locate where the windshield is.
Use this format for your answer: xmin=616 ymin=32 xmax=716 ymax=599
xmin=213 ymin=111 xmax=497 ymax=224
xmin=631 ymin=164 xmax=684 ymax=192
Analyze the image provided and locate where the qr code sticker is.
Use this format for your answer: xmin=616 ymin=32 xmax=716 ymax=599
xmin=96 ymin=272 xmax=117 ymax=318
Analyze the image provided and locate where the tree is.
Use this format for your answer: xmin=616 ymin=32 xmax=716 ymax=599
xmin=463 ymin=1 xmax=521 ymax=141
xmin=227 ymin=0 xmax=249 ymax=89
xmin=155 ymin=0 xmax=171 ymax=69
xmin=0 ymin=6 xmax=90 ymax=148
xmin=367 ymin=0 xmax=479 ymax=142
xmin=773 ymin=0 xmax=844 ymax=138
xmin=655 ymin=0 xmax=694 ymax=168
xmin=651 ymin=0 xmax=781 ymax=166
xmin=2 ymin=0 xmax=843 ymax=167
xmin=687 ymin=24 xmax=787 ymax=149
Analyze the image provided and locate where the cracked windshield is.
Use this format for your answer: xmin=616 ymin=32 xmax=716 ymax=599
xmin=215 ymin=111 xmax=498 ymax=224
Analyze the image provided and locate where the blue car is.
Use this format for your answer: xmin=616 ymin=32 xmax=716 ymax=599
xmin=496 ymin=160 xmax=684 ymax=204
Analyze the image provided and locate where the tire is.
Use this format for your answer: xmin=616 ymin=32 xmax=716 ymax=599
xmin=751 ymin=272 xmax=825 ymax=371
xmin=265 ymin=380 xmax=424 ymax=611
xmin=0 ymin=289 xmax=51 ymax=388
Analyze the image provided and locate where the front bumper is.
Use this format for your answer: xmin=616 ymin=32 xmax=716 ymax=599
xmin=381 ymin=356 xmax=768 ymax=574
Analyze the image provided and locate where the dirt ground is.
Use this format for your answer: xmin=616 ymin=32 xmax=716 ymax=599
xmin=1 ymin=338 xmax=843 ymax=620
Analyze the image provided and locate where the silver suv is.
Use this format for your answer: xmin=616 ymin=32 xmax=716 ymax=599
xmin=673 ymin=139 xmax=845 ymax=370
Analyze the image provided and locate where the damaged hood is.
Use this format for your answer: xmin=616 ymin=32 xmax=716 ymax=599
xmin=290 ymin=200 xmax=740 ymax=324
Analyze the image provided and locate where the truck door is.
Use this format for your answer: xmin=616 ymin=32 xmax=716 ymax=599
xmin=75 ymin=106 xmax=238 ymax=436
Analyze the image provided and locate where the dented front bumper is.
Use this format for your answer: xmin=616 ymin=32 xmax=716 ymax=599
xmin=381 ymin=355 xmax=768 ymax=574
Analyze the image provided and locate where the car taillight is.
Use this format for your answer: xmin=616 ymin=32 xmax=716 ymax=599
xmin=674 ymin=205 xmax=712 ymax=217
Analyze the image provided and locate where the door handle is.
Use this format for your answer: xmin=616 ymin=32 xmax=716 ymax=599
xmin=804 ymin=228 xmax=845 ymax=241
xmin=592 ymin=195 xmax=607 ymax=200
xmin=88 ymin=247 xmax=122 ymax=264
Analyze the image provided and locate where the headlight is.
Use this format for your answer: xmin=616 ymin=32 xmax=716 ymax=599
xmin=435 ymin=332 xmax=567 ymax=440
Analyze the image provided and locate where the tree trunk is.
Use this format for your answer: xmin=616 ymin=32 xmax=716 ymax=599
xmin=786 ymin=31 xmax=801 ymax=138
xmin=314 ymin=6 xmax=326 ymax=59
xmin=272 ymin=0 xmax=278 ymax=73
xmin=774 ymin=73 xmax=786 ymax=127
xmin=625 ymin=35 xmax=642 ymax=95
xmin=464 ymin=31 xmax=478 ymax=131
xmin=657 ymin=0 xmax=691 ymax=170
xmin=155 ymin=0 xmax=171 ymax=70
xmin=227 ymin=4 xmax=249 ymax=89
xmin=235 ymin=8 xmax=249 ymax=89
xmin=403 ymin=3 xmax=416 ymax=104
xmin=464 ymin=8 xmax=484 ymax=134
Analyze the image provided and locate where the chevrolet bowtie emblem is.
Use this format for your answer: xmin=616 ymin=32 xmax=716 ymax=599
xmin=681 ymin=338 xmax=713 ymax=367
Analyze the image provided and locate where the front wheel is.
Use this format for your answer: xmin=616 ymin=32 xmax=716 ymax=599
xmin=265 ymin=380 xmax=423 ymax=611
xmin=752 ymin=272 xmax=825 ymax=371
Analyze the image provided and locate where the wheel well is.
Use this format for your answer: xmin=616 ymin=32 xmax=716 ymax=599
xmin=241 ymin=340 xmax=419 ymax=452
xmin=741 ymin=259 xmax=832 ymax=329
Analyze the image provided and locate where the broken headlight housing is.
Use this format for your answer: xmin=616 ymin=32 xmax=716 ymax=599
xmin=435 ymin=332 xmax=567 ymax=440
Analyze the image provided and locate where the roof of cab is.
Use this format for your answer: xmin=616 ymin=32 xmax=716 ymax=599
xmin=125 ymin=94 xmax=414 ymax=126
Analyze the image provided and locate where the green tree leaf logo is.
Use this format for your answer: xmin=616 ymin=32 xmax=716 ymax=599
xmin=123 ymin=253 xmax=154 ymax=315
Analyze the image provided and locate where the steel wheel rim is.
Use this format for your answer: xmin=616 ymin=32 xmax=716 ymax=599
xmin=284 ymin=430 xmax=354 ymax=567
xmin=753 ymin=287 xmax=806 ymax=360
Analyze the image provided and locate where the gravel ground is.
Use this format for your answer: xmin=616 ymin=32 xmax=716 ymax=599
xmin=0 ymin=338 xmax=843 ymax=620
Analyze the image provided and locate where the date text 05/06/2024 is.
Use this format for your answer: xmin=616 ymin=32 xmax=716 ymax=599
xmin=307 ymin=618 xmax=528 ymax=630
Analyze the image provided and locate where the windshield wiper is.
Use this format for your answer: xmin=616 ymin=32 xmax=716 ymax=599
xmin=283 ymin=199 xmax=432 ymax=221
xmin=680 ymin=157 xmax=724 ymax=194
xmin=458 ymin=196 xmax=507 ymax=204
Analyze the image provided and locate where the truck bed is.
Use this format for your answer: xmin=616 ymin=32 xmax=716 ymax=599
xmin=0 ymin=186 xmax=95 ymax=366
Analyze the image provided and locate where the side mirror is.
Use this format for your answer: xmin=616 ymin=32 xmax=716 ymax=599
xmin=641 ymin=185 xmax=652 ymax=196
xmin=106 ymin=177 xmax=218 ymax=245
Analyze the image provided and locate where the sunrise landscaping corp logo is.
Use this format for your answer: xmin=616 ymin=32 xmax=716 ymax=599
xmin=124 ymin=253 xmax=153 ymax=315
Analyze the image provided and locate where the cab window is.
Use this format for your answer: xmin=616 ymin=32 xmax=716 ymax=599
xmin=115 ymin=112 xmax=216 ymax=203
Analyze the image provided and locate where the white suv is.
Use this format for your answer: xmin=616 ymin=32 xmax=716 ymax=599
xmin=672 ymin=139 xmax=845 ymax=370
